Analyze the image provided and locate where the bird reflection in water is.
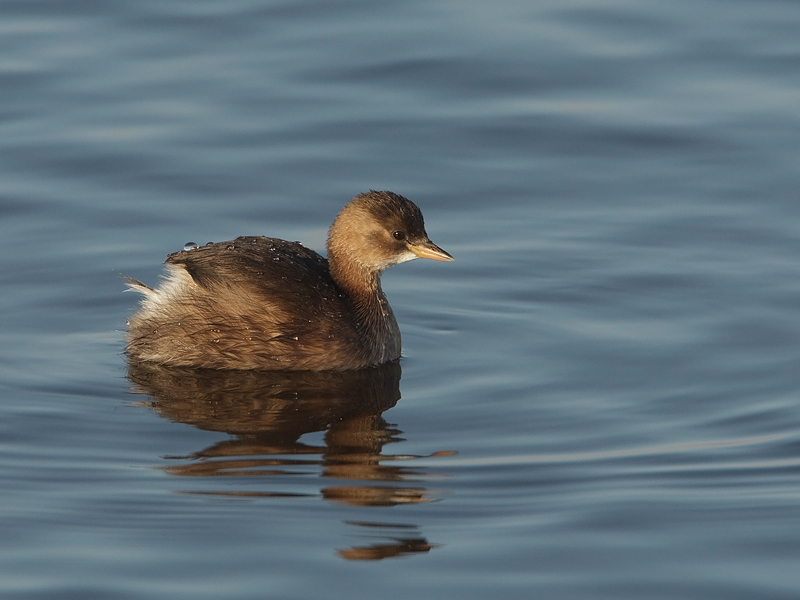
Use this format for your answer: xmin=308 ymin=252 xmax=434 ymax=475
xmin=337 ymin=521 xmax=436 ymax=561
xmin=127 ymin=359 xmax=455 ymax=560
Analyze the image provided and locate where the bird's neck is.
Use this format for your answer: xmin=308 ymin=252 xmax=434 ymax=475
xmin=328 ymin=253 xmax=401 ymax=363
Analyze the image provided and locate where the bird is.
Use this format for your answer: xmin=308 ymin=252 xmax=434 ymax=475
xmin=125 ymin=190 xmax=453 ymax=371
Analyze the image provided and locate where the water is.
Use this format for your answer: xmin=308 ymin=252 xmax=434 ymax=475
xmin=2 ymin=0 xmax=800 ymax=598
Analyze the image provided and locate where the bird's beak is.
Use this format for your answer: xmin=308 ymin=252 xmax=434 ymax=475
xmin=408 ymin=239 xmax=454 ymax=262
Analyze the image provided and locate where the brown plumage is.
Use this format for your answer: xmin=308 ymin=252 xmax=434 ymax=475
xmin=125 ymin=191 xmax=453 ymax=371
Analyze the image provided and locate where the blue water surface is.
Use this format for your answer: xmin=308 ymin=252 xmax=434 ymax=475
xmin=1 ymin=1 xmax=799 ymax=598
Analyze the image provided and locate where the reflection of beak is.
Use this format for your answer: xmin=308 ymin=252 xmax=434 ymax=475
xmin=408 ymin=240 xmax=454 ymax=262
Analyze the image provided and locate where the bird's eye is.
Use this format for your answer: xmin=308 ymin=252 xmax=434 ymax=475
xmin=392 ymin=230 xmax=406 ymax=241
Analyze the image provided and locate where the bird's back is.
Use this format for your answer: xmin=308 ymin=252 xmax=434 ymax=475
xmin=126 ymin=237 xmax=372 ymax=370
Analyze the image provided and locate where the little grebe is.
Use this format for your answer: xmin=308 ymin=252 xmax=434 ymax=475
xmin=125 ymin=191 xmax=453 ymax=371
